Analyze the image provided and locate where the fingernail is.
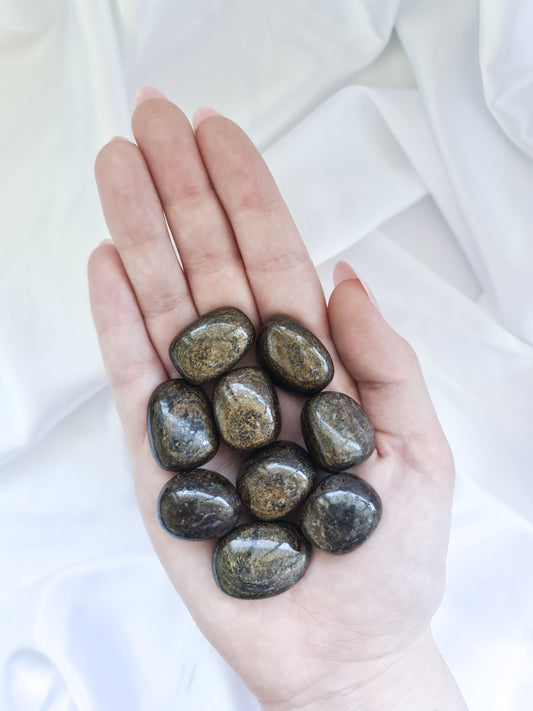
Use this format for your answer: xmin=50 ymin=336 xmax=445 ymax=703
xmin=192 ymin=107 xmax=222 ymax=131
xmin=134 ymin=86 xmax=167 ymax=108
xmin=333 ymin=261 xmax=381 ymax=311
xmin=99 ymin=238 xmax=113 ymax=245
xmin=110 ymin=136 xmax=129 ymax=143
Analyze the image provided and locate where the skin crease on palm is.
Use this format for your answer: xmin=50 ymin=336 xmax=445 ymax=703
xmin=88 ymin=87 xmax=467 ymax=710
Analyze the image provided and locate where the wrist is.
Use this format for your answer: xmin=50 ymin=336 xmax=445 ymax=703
xmin=260 ymin=631 xmax=467 ymax=711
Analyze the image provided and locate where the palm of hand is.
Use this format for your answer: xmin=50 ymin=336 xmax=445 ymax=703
xmin=89 ymin=94 xmax=454 ymax=709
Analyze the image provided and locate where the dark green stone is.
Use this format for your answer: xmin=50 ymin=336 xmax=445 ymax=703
xmin=213 ymin=367 xmax=281 ymax=451
xmin=237 ymin=441 xmax=316 ymax=520
xmin=169 ymin=306 xmax=255 ymax=384
xmin=147 ymin=379 xmax=218 ymax=471
xmin=213 ymin=522 xmax=311 ymax=599
xmin=301 ymin=391 xmax=375 ymax=472
xmin=256 ymin=315 xmax=334 ymax=395
xmin=300 ymin=472 xmax=382 ymax=554
xmin=158 ymin=469 xmax=241 ymax=540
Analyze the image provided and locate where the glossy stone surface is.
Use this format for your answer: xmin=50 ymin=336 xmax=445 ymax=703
xmin=158 ymin=469 xmax=241 ymax=540
xmin=300 ymin=473 xmax=382 ymax=554
xmin=213 ymin=522 xmax=311 ymax=599
xmin=213 ymin=367 xmax=281 ymax=450
xmin=169 ymin=306 xmax=255 ymax=384
xmin=147 ymin=379 xmax=218 ymax=471
xmin=257 ymin=315 xmax=334 ymax=395
xmin=237 ymin=441 xmax=316 ymax=520
xmin=301 ymin=391 xmax=375 ymax=472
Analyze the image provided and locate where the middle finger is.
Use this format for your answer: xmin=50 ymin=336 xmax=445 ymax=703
xmin=132 ymin=98 xmax=260 ymax=326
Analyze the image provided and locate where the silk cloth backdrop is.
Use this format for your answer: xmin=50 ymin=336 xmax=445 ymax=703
xmin=1 ymin=1 xmax=532 ymax=709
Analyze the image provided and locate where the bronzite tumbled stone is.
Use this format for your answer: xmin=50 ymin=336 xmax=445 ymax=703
xmin=256 ymin=314 xmax=334 ymax=395
xmin=158 ymin=469 xmax=241 ymax=540
xmin=300 ymin=472 xmax=382 ymax=554
xmin=213 ymin=367 xmax=281 ymax=450
xmin=147 ymin=379 xmax=218 ymax=471
xmin=237 ymin=441 xmax=316 ymax=520
xmin=301 ymin=391 xmax=375 ymax=472
xmin=213 ymin=521 xmax=311 ymax=599
xmin=149 ymin=306 xmax=385 ymax=597
xmin=169 ymin=306 xmax=255 ymax=384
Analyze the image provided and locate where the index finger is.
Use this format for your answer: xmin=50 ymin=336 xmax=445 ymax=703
xmin=195 ymin=116 xmax=357 ymax=397
xmin=194 ymin=118 xmax=326 ymax=326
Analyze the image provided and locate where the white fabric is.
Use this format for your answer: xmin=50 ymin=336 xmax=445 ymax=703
xmin=1 ymin=1 xmax=532 ymax=709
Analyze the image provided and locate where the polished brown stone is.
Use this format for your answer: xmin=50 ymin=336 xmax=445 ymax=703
xmin=158 ymin=469 xmax=241 ymax=540
xmin=256 ymin=315 xmax=334 ymax=395
xmin=147 ymin=379 xmax=218 ymax=471
xmin=237 ymin=441 xmax=316 ymax=520
xmin=213 ymin=521 xmax=311 ymax=599
xmin=301 ymin=391 xmax=375 ymax=472
xmin=169 ymin=306 xmax=255 ymax=384
xmin=213 ymin=367 xmax=281 ymax=451
xmin=300 ymin=472 xmax=382 ymax=554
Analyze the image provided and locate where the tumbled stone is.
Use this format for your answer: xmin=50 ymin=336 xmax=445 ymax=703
xmin=158 ymin=469 xmax=241 ymax=540
xmin=256 ymin=314 xmax=334 ymax=395
xmin=169 ymin=306 xmax=255 ymax=384
xmin=213 ymin=367 xmax=281 ymax=450
xmin=300 ymin=472 xmax=382 ymax=554
xmin=301 ymin=391 xmax=375 ymax=472
xmin=213 ymin=521 xmax=311 ymax=599
xmin=237 ymin=441 xmax=316 ymax=520
xmin=147 ymin=379 xmax=218 ymax=471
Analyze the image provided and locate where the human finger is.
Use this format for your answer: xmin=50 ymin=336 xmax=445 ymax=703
xmin=131 ymin=96 xmax=259 ymax=325
xmin=94 ymin=138 xmax=197 ymax=374
xmin=88 ymin=241 xmax=226 ymax=609
xmin=328 ymin=264 xmax=453 ymax=477
xmin=194 ymin=115 xmax=357 ymax=397
xmin=194 ymin=116 xmax=326 ymax=327
xmin=87 ymin=242 xmax=167 ymax=444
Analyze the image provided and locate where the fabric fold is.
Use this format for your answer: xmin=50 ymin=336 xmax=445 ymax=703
xmin=479 ymin=0 xmax=533 ymax=158
xmin=1 ymin=1 xmax=532 ymax=709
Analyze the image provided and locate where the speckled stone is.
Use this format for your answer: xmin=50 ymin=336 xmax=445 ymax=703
xmin=213 ymin=367 xmax=281 ymax=451
xmin=213 ymin=522 xmax=311 ymax=599
xmin=169 ymin=306 xmax=255 ymax=384
xmin=147 ymin=379 xmax=218 ymax=471
xmin=237 ymin=441 xmax=316 ymax=520
xmin=301 ymin=391 xmax=375 ymax=472
xmin=256 ymin=315 xmax=334 ymax=395
xmin=300 ymin=472 xmax=382 ymax=554
xmin=158 ymin=469 xmax=241 ymax=540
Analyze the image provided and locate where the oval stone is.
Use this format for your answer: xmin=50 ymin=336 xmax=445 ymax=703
xmin=256 ymin=315 xmax=334 ymax=395
xmin=147 ymin=379 xmax=218 ymax=471
xmin=300 ymin=472 xmax=382 ymax=554
xmin=169 ymin=306 xmax=255 ymax=384
xmin=301 ymin=391 xmax=375 ymax=472
xmin=158 ymin=469 xmax=241 ymax=540
xmin=213 ymin=367 xmax=281 ymax=450
xmin=213 ymin=522 xmax=311 ymax=599
xmin=237 ymin=441 xmax=316 ymax=520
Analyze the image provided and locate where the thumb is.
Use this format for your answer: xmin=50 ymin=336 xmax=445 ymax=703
xmin=328 ymin=262 xmax=446 ymax=448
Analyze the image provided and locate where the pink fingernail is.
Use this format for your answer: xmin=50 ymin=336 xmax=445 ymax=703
xmin=99 ymin=238 xmax=113 ymax=246
xmin=192 ymin=107 xmax=222 ymax=131
xmin=333 ymin=261 xmax=381 ymax=311
xmin=134 ymin=86 xmax=167 ymax=107
xmin=110 ymin=136 xmax=129 ymax=143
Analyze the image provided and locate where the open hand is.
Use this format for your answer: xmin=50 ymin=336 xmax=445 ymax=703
xmin=88 ymin=89 xmax=464 ymax=710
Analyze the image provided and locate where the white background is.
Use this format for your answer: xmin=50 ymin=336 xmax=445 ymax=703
xmin=1 ymin=1 xmax=532 ymax=709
